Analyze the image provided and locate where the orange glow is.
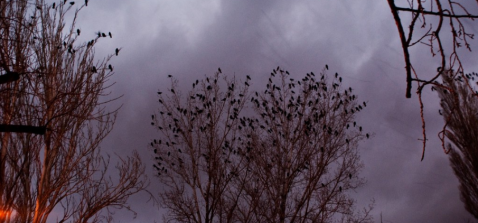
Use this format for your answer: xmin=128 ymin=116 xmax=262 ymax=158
xmin=0 ymin=209 xmax=12 ymax=220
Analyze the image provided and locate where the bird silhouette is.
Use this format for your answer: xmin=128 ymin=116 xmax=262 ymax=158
xmin=115 ymin=48 xmax=120 ymax=56
xmin=326 ymin=64 xmax=329 ymax=70
xmin=108 ymin=64 xmax=113 ymax=71
xmin=52 ymin=2 xmax=56 ymax=8
xmin=109 ymin=32 xmax=112 ymax=38
xmin=85 ymin=0 xmax=88 ymax=6
xmin=70 ymin=1 xmax=75 ymax=5
xmin=102 ymin=33 xmax=106 ymax=37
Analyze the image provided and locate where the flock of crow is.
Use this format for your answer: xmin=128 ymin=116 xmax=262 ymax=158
xmin=150 ymin=66 xmax=370 ymax=194
xmin=38 ymin=0 xmax=121 ymax=75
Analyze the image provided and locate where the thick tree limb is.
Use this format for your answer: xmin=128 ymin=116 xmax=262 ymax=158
xmin=0 ymin=124 xmax=46 ymax=135
xmin=387 ymin=0 xmax=413 ymax=98
xmin=395 ymin=6 xmax=478 ymax=18
xmin=0 ymin=72 xmax=19 ymax=84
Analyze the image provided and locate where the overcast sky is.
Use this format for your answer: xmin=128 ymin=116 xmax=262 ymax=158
xmin=66 ymin=0 xmax=478 ymax=222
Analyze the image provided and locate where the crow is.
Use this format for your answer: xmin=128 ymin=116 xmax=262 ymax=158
xmin=115 ymin=48 xmax=120 ymax=56
xmin=109 ymin=32 xmax=112 ymax=38
xmin=85 ymin=0 xmax=88 ymax=6
xmin=108 ymin=64 xmax=113 ymax=71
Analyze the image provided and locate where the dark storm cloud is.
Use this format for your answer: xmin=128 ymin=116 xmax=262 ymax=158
xmin=77 ymin=0 xmax=478 ymax=222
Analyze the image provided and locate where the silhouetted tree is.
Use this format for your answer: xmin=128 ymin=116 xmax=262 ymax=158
xmin=152 ymin=69 xmax=250 ymax=223
xmin=0 ymin=1 xmax=147 ymax=222
xmin=152 ymin=67 xmax=373 ymax=223
xmin=387 ymin=0 xmax=478 ymax=159
xmin=437 ymin=70 xmax=478 ymax=219
xmin=234 ymin=67 xmax=373 ymax=223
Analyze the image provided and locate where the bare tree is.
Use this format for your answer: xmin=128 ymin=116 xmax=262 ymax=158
xmin=0 ymin=1 xmax=147 ymax=223
xmin=387 ymin=0 xmax=478 ymax=159
xmin=152 ymin=69 xmax=250 ymax=223
xmin=233 ymin=67 xmax=372 ymax=223
xmin=152 ymin=67 xmax=373 ymax=223
xmin=436 ymin=70 xmax=478 ymax=219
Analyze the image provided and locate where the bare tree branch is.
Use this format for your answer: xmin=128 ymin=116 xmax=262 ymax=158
xmin=387 ymin=0 xmax=478 ymax=159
